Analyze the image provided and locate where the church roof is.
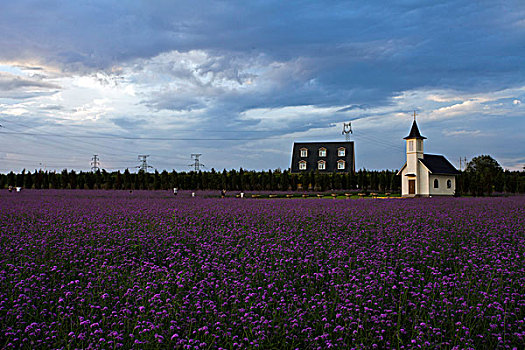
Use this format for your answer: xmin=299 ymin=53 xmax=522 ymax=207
xmin=403 ymin=120 xmax=426 ymax=140
xmin=420 ymin=154 xmax=460 ymax=175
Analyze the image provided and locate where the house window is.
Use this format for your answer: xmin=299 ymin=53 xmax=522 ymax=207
xmin=319 ymin=148 xmax=327 ymax=157
xmin=300 ymin=148 xmax=308 ymax=157
xmin=299 ymin=161 xmax=307 ymax=170
xmin=408 ymin=140 xmax=414 ymax=152
xmin=318 ymin=160 xmax=326 ymax=170
xmin=337 ymin=160 xmax=345 ymax=170
xmin=434 ymin=179 xmax=439 ymax=188
xmin=447 ymin=179 xmax=452 ymax=189
xmin=338 ymin=147 xmax=346 ymax=157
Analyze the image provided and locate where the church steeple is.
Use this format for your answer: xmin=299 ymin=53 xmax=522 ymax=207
xmin=403 ymin=114 xmax=426 ymax=140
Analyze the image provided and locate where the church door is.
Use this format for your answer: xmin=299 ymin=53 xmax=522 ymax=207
xmin=408 ymin=179 xmax=415 ymax=195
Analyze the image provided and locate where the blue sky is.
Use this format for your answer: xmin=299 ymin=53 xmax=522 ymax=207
xmin=0 ymin=0 xmax=523 ymax=172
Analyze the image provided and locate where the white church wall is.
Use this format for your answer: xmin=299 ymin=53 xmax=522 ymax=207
xmin=400 ymin=170 xmax=410 ymax=196
xmin=429 ymin=175 xmax=456 ymax=196
xmin=418 ymin=166 xmax=430 ymax=196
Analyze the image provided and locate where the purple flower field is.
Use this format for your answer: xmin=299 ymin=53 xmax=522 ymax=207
xmin=1 ymin=190 xmax=524 ymax=349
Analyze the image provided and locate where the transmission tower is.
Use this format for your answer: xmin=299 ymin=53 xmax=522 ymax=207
xmin=137 ymin=155 xmax=154 ymax=172
xmin=189 ymin=153 xmax=205 ymax=171
xmin=91 ymin=155 xmax=100 ymax=172
xmin=342 ymin=122 xmax=353 ymax=141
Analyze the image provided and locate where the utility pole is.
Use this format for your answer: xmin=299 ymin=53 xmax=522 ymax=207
xmin=459 ymin=157 xmax=469 ymax=171
xmin=91 ymin=155 xmax=100 ymax=172
xmin=190 ymin=153 xmax=205 ymax=171
xmin=137 ymin=155 xmax=154 ymax=172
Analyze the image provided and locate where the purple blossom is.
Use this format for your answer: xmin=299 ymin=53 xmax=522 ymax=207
xmin=0 ymin=190 xmax=524 ymax=349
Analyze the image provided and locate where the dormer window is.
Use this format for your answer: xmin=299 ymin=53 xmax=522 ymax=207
xmin=318 ymin=160 xmax=326 ymax=170
xmin=300 ymin=148 xmax=308 ymax=157
xmin=299 ymin=160 xmax=307 ymax=170
xmin=319 ymin=147 xmax=327 ymax=157
xmin=338 ymin=147 xmax=346 ymax=157
xmin=337 ymin=160 xmax=345 ymax=170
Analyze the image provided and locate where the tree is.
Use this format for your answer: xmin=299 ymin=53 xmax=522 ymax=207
xmin=123 ymin=169 xmax=132 ymax=189
xmin=24 ymin=170 xmax=33 ymax=189
xmin=69 ymin=170 xmax=77 ymax=189
xmin=61 ymin=169 xmax=69 ymax=189
xmin=466 ymin=155 xmax=503 ymax=195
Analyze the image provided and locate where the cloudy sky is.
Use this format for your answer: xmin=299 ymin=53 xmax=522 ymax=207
xmin=0 ymin=0 xmax=523 ymax=172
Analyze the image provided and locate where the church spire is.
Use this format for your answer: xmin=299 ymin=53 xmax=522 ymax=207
xmin=403 ymin=114 xmax=426 ymax=140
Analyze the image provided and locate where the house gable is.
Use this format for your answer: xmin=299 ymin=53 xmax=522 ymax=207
xmin=291 ymin=141 xmax=355 ymax=173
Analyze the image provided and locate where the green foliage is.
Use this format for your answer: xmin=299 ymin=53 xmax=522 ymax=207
xmin=465 ymin=155 xmax=504 ymax=195
xmin=1 ymin=157 xmax=523 ymax=194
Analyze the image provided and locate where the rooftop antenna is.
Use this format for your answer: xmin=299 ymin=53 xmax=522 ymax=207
xmin=342 ymin=122 xmax=353 ymax=141
xmin=190 ymin=153 xmax=205 ymax=171
xmin=137 ymin=154 xmax=154 ymax=172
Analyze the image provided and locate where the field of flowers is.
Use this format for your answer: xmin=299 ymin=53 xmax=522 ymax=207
xmin=1 ymin=190 xmax=524 ymax=349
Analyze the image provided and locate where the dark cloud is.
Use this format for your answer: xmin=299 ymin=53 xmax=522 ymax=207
xmin=111 ymin=117 xmax=147 ymax=130
xmin=337 ymin=104 xmax=370 ymax=112
xmin=0 ymin=73 xmax=60 ymax=91
xmin=0 ymin=1 xmax=522 ymax=97
xmin=0 ymin=1 xmax=523 ymax=170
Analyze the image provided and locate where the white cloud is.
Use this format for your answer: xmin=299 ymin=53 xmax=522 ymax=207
xmin=1 ymin=52 xmax=524 ymax=171
xmin=1 ymin=105 xmax=29 ymax=116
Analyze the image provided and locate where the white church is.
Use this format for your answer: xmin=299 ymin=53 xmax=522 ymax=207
xmin=397 ymin=118 xmax=459 ymax=197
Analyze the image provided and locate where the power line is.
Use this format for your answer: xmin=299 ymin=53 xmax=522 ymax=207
xmin=0 ymin=120 xmax=144 ymax=158
xmin=0 ymin=130 xmax=285 ymax=141
xmin=1 ymin=119 xmax=405 ymax=151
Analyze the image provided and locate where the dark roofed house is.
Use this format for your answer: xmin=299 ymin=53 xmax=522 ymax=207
xmin=291 ymin=142 xmax=355 ymax=173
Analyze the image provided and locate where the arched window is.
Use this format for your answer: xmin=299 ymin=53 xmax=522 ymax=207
xmin=447 ymin=179 xmax=452 ymax=189
xmin=434 ymin=179 xmax=439 ymax=188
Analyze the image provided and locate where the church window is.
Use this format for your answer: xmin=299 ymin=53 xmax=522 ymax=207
xmin=299 ymin=161 xmax=307 ymax=170
xmin=408 ymin=140 xmax=414 ymax=152
xmin=318 ymin=160 xmax=326 ymax=170
xmin=337 ymin=160 xmax=345 ymax=170
xmin=447 ymin=179 xmax=452 ymax=188
xmin=434 ymin=179 xmax=439 ymax=188
xmin=319 ymin=148 xmax=327 ymax=157
xmin=300 ymin=148 xmax=308 ymax=157
xmin=338 ymin=147 xmax=346 ymax=156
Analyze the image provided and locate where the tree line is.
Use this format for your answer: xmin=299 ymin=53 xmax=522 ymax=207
xmin=1 ymin=156 xmax=523 ymax=195
xmin=1 ymin=168 xmax=401 ymax=192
